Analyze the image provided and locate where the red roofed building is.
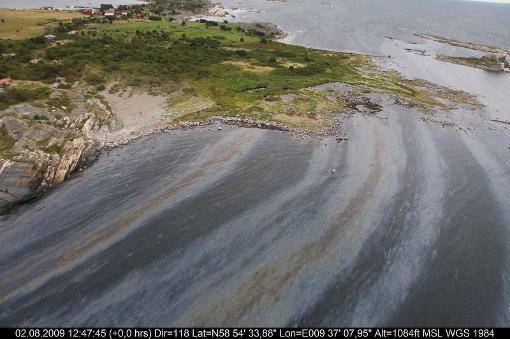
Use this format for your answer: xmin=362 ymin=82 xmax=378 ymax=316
xmin=0 ymin=78 xmax=11 ymax=88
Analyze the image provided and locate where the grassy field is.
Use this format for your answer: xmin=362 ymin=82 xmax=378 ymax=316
xmin=102 ymin=20 xmax=261 ymax=43
xmin=0 ymin=9 xmax=84 ymax=40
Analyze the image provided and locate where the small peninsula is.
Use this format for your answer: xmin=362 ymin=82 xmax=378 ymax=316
xmin=0 ymin=1 xmax=479 ymax=211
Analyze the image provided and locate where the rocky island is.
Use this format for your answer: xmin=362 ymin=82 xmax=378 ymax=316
xmin=417 ymin=33 xmax=510 ymax=72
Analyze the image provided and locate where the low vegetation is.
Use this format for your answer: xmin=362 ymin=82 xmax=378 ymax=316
xmin=0 ymin=124 xmax=15 ymax=158
xmin=0 ymin=14 xmax=479 ymax=133
xmin=0 ymin=83 xmax=50 ymax=110
xmin=147 ymin=0 xmax=211 ymax=14
xmin=437 ymin=55 xmax=507 ymax=72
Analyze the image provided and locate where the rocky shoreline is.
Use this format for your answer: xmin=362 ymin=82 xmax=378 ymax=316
xmin=417 ymin=33 xmax=510 ymax=72
xmin=102 ymin=114 xmax=349 ymax=150
xmin=0 ymin=88 xmax=117 ymax=213
xmin=0 ymin=20 xmax=485 ymax=214
xmin=1 ymin=77 xmax=480 ymax=214
xmin=0 ymin=101 xmax=344 ymax=214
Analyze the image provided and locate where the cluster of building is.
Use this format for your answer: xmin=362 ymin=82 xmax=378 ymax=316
xmin=78 ymin=7 xmax=145 ymax=19
xmin=39 ymin=5 xmax=146 ymax=20
xmin=0 ymin=77 xmax=12 ymax=92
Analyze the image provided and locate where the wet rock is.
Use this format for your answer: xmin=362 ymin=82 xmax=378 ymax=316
xmin=0 ymin=159 xmax=42 ymax=210
xmin=0 ymin=96 xmax=111 ymax=213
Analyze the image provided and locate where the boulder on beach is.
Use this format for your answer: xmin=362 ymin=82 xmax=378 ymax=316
xmin=208 ymin=5 xmax=227 ymax=16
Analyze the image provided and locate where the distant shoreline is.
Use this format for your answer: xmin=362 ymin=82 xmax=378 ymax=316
xmin=0 ymin=0 xmax=147 ymax=10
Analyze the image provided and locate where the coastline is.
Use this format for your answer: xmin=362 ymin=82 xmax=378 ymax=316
xmin=0 ymin=2 xmax=489 ymax=213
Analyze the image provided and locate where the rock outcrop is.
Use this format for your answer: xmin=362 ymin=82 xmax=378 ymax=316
xmin=238 ymin=22 xmax=286 ymax=39
xmin=208 ymin=5 xmax=228 ymax=16
xmin=0 ymin=88 xmax=115 ymax=213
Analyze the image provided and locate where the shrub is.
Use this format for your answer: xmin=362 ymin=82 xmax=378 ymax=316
xmin=236 ymin=49 xmax=248 ymax=57
xmin=57 ymin=83 xmax=72 ymax=89
xmin=84 ymin=73 xmax=105 ymax=85
xmin=30 ymin=62 xmax=61 ymax=82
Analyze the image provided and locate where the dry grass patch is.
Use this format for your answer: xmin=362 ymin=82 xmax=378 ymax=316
xmin=279 ymin=59 xmax=306 ymax=69
xmin=222 ymin=61 xmax=275 ymax=74
xmin=167 ymin=96 xmax=214 ymax=118
xmin=0 ymin=9 xmax=83 ymax=40
xmin=273 ymin=113 xmax=333 ymax=132
xmin=221 ymin=46 xmax=253 ymax=52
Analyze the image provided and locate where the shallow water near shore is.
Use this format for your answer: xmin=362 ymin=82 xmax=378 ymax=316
xmin=1 ymin=0 xmax=510 ymax=327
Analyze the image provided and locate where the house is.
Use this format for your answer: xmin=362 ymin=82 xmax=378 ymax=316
xmin=92 ymin=8 xmax=103 ymax=16
xmin=104 ymin=9 xmax=115 ymax=17
xmin=0 ymin=78 xmax=12 ymax=88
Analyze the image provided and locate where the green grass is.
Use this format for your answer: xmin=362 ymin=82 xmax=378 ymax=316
xmin=101 ymin=21 xmax=260 ymax=43
xmin=0 ymin=125 xmax=15 ymax=158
